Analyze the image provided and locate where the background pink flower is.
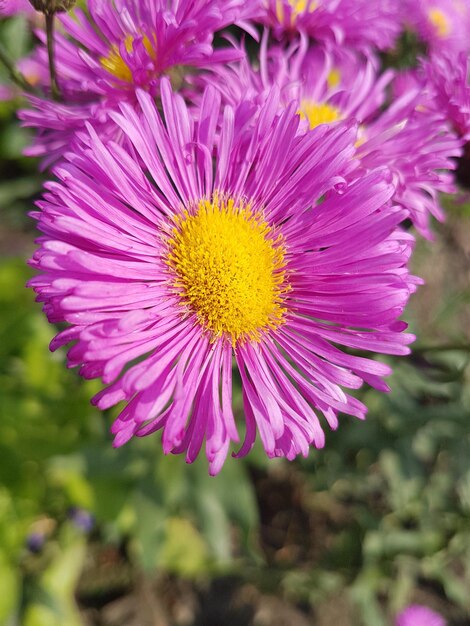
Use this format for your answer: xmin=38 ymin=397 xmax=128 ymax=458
xmin=396 ymin=605 xmax=447 ymax=626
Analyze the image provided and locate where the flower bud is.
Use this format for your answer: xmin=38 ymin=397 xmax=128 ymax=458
xmin=28 ymin=0 xmax=75 ymax=14
xmin=26 ymin=532 xmax=45 ymax=553
xmin=67 ymin=506 xmax=95 ymax=533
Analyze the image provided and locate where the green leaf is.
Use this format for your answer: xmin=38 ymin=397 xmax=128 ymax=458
xmin=160 ymin=517 xmax=210 ymax=577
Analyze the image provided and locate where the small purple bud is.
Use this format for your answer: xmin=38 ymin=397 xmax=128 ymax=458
xmin=68 ymin=507 xmax=94 ymax=533
xmin=26 ymin=532 xmax=45 ymax=553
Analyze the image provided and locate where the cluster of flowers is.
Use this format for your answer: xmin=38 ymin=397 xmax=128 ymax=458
xmin=1 ymin=0 xmax=469 ymax=475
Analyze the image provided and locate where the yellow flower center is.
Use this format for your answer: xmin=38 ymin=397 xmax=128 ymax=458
xmin=288 ymin=0 xmax=318 ymax=13
xmin=298 ymin=100 xmax=341 ymax=130
xmin=166 ymin=195 xmax=289 ymax=344
xmin=275 ymin=0 xmax=318 ymax=24
xmin=428 ymin=8 xmax=451 ymax=37
xmin=327 ymin=68 xmax=341 ymax=88
xmin=100 ymin=34 xmax=155 ymax=82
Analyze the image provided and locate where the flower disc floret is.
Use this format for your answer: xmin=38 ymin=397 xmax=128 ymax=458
xmin=166 ymin=196 xmax=289 ymax=344
xmin=100 ymin=34 xmax=156 ymax=83
xmin=298 ymin=100 xmax=341 ymax=129
xmin=428 ymin=7 xmax=451 ymax=37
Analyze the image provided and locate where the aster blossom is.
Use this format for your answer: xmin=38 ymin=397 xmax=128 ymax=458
xmin=355 ymin=82 xmax=462 ymax=239
xmin=423 ymin=52 xmax=470 ymax=142
xmin=19 ymin=0 xmax=252 ymax=166
xmin=46 ymin=0 xmax=250 ymax=98
xmin=195 ymin=37 xmax=390 ymax=122
xmin=0 ymin=55 xmax=43 ymax=101
xmin=260 ymin=0 xmax=401 ymax=52
xmin=396 ymin=604 xmax=447 ymax=626
xmin=0 ymin=0 xmax=35 ymax=15
xmin=197 ymin=39 xmax=461 ymax=238
xmin=29 ymin=80 xmax=415 ymax=474
xmin=403 ymin=0 xmax=470 ymax=56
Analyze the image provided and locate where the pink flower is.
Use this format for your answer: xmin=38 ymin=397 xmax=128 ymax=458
xmin=356 ymin=80 xmax=462 ymax=239
xmin=396 ymin=605 xmax=447 ymax=626
xmin=403 ymin=0 xmax=470 ymax=56
xmin=259 ymin=0 xmax=401 ymax=51
xmin=29 ymin=81 xmax=415 ymax=474
xmin=195 ymin=37 xmax=391 ymax=125
xmin=20 ymin=98 xmax=118 ymax=169
xmin=19 ymin=0 xmax=251 ymax=166
xmin=0 ymin=0 xmax=35 ymax=16
xmin=196 ymin=39 xmax=462 ymax=238
xmin=0 ymin=55 xmax=44 ymax=102
xmin=423 ymin=52 xmax=470 ymax=142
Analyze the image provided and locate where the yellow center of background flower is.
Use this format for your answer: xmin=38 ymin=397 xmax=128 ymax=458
xmin=166 ymin=196 xmax=289 ymax=344
xmin=288 ymin=0 xmax=318 ymax=14
xmin=327 ymin=68 xmax=341 ymax=88
xmin=275 ymin=0 xmax=318 ymax=24
xmin=428 ymin=8 xmax=451 ymax=37
xmin=298 ymin=100 xmax=341 ymax=129
xmin=100 ymin=34 xmax=155 ymax=82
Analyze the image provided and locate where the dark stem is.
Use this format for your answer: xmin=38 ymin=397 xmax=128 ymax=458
xmin=45 ymin=12 xmax=61 ymax=101
xmin=0 ymin=41 xmax=40 ymax=95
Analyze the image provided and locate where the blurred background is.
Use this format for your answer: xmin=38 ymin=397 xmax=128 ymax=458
xmin=1 ymin=12 xmax=470 ymax=626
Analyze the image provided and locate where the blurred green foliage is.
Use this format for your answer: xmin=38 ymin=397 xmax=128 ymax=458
xmin=300 ymin=349 xmax=470 ymax=625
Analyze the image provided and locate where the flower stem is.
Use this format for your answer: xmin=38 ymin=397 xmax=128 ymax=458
xmin=45 ymin=12 xmax=61 ymax=101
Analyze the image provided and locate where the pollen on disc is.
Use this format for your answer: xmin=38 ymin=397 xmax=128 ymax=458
xmin=166 ymin=195 xmax=290 ymax=344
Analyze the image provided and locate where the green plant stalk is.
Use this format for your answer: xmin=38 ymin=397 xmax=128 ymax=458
xmin=45 ymin=12 xmax=61 ymax=101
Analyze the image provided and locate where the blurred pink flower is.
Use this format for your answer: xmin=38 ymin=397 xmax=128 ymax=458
xmin=19 ymin=0 xmax=251 ymax=167
xmin=403 ymin=0 xmax=470 ymax=55
xmin=0 ymin=55 xmax=43 ymax=101
xmin=260 ymin=0 xmax=401 ymax=51
xmin=396 ymin=605 xmax=446 ymax=626
xmin=0 ymin=0 xmax=35 ymax=15
xmin=423 ymin=52 xmax=470 ymax=141
xmin=196 ymin=37 xmax=462 ymax=239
